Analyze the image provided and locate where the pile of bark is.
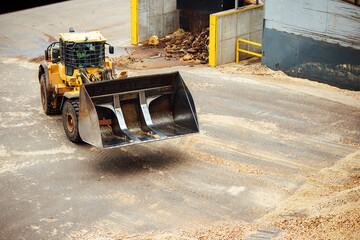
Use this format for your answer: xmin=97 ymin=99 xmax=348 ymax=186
xmin=142 ymin=28 xmax=210 ymax=64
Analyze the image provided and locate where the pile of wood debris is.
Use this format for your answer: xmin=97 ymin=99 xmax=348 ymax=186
xmin=140 ymin=28 xmax=210 ymax=64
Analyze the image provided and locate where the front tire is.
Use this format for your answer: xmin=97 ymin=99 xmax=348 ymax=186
xmin=40 ymin=74 xmax=61 ymax=115
xmin=62 ymin=99 xmax=82 ymax=143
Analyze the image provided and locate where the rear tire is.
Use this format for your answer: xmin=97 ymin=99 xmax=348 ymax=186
xmin=40 ymin=74 xmax=61 ymax=115
xmin=62 ymin=99 xmax=82 ymax=143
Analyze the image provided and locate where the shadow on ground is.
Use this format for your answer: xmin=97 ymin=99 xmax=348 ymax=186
xmin=88 ymin=143 xmax=188 ymax=177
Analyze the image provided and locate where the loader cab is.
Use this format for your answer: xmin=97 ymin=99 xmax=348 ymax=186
xmin=60 ymin=40 xmax=106 ymax=76
xmin=45 ymin=31 xmax=114 ymax=76
xmin=58 ymin=31 xmax=108 ymax=76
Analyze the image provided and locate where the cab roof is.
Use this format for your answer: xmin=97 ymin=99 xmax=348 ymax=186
xmin=59 ymin=31 xmax=107 ymax=42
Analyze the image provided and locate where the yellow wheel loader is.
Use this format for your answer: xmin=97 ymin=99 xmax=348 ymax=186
xmin=38 ymin=29 xmax=199 ymax=148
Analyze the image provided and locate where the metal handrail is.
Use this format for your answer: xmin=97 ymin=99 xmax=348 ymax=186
xmin=236 ymin=38 xmax=262 ymax=63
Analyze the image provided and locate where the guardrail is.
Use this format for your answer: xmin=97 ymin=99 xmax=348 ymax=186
xmin=236 ymin=39 xmax=262 ymax=63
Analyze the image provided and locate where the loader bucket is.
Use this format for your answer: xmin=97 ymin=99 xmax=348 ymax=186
xmin=78 ymin=71 xmax=199 ymax=148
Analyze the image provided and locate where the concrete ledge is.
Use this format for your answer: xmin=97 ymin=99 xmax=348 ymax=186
xmin=209 ymin=3 xmax=263 ymax=66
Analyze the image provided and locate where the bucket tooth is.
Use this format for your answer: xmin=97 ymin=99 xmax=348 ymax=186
xmin=139 ymin=91 xmax=167 ymax=139
xmin=113 ymin=95 xmax=141 ymax=143
xmin=98 ymin=96 xmax=141 ymax=143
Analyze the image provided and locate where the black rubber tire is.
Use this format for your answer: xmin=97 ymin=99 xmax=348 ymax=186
xmin=62 ymin=99 xmax=82 ymax=143
xmin=40 ymin=74 xmax=61 ymax=115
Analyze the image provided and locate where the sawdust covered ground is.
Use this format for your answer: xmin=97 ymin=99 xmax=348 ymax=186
xmin=70 ymin=221 xmax=260 ymax=240
xmin=218 ymin=57 xmax=360 ymax=102
xmin=71 ymin=149 xmax=360 ymax=239
xmin=263 ymin=150 xmax=360 ymax=239
xmin=212 ymin=60 xmax=360 ymax=239
xmin=71 ymin=59 xmax=360 ymax=239
xmin=67 ymin=57 xmax=360 ymax=240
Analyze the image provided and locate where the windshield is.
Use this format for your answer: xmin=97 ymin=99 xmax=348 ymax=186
xmin=62 ymin=41 xmax=105 ymax=69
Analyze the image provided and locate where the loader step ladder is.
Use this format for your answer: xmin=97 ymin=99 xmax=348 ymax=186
xmin=236 ymin=39 xmax=262 ymax=63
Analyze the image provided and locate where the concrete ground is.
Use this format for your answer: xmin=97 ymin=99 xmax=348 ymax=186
xmin=0 ymin=1 xmax=359 ymax=239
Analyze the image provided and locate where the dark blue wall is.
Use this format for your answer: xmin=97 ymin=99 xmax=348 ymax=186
xmin=261 ymin=28 xmax=360 ymax=90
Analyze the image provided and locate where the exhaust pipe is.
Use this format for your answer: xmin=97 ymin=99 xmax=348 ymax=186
xmin=78 ymin=72 xmax=199 ymax=148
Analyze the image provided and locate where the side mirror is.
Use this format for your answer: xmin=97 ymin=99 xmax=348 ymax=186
xmin=109 ymin=45 xmax=114 ymax=54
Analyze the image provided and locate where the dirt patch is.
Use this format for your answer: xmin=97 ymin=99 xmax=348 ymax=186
xmin=340 ymin=139 xmax=360 ymax=148
xmin=193 ymin=151 xmax=267 ymax=175
xmin=13 ymin=55 xmax=43 ymax=64
xmin=70 ymin=221 xmax=261 ymax=240
xmin=28 ymin=55 xmax=43 ymax=63
xmin=123 ymin=221 xmax=260 ymax=240
xmin=113 ymin=49 xmax=199 ymax=70
xmin=113 ymin=54 xmax=197 ymax=70
xmin=218 ymin=58 xmax=298 ymax=78
xmin=158 ymin=28 xmax=209 ymax=64
xmin=113 ymin=28 xmax=209 ymax=70
xmin=180 ymin=133 xmax=268 ymax=176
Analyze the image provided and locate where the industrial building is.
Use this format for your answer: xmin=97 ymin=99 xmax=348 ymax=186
xmin=131 ymin=0 xmax=360 ymax=89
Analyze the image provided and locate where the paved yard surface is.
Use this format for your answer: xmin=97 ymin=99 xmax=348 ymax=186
xmin=0 ymin=1 xmax=359 ymax=239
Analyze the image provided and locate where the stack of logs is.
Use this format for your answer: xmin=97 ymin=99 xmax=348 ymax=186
xmin=145 ymin=28 xmax=210 ymax=64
